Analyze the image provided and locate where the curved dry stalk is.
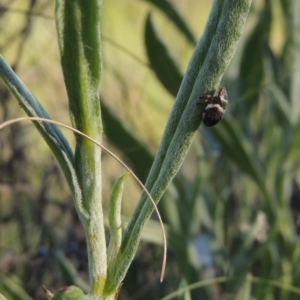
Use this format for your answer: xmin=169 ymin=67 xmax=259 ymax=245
xmin=0 ymin=116 xmax=167 ymax=282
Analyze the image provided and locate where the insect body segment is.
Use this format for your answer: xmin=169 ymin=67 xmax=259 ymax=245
xmin=198 ymin=87 xmax=228 ymax=127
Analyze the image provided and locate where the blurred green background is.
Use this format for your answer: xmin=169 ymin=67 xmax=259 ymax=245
xmin=1 ymin=0 xmax=300 ymax=299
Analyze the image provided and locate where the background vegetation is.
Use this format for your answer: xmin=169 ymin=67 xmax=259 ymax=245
xmin=1 ymin=0 xmax=300 ymax=299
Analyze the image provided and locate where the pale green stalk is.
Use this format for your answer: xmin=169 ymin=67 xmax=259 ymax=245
xmin=104 ymin=0 xmax=252 ymax=295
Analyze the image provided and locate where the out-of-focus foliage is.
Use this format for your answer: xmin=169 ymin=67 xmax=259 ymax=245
xmin=1 ymin=0 xmax=300 ymax=299
xmin=146 ymin=0 xmax=300 ymax=299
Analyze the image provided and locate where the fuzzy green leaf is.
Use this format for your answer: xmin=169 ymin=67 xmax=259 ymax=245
xmin=0 ymin=56 xmax=87 ymax=219
xmin=107 ymin=173 xmax=129 ymax=269
xmin=56 ymin=0 xmax=102 ymax=137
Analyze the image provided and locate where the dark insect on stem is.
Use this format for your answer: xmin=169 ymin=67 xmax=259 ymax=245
xmin=197 ymin=87 xmax=228 ymax=127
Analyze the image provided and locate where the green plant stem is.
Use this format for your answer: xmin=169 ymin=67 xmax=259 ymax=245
xmin=56 ymin=0 xmax=105 ymax=295
xmin=104 ymin=0 xmax=252 ymax=294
